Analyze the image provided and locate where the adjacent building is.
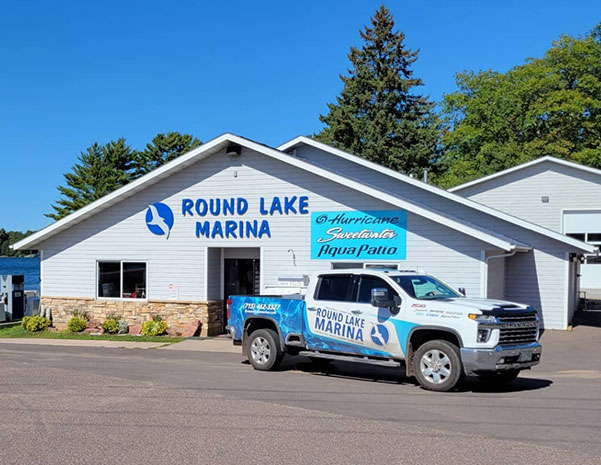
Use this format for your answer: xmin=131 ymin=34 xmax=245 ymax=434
xmin=450 ymin=156 xmax=601 ymax=297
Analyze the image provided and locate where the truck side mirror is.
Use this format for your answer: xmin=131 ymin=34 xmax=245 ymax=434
xmin=458 ymin=287 xmax=466 ymax=296
xmin=371 ymin=288 xmax=398 ymax=312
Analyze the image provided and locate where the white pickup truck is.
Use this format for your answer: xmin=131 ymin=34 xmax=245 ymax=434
xmin=226 ymin=269 xmax=542 ymax=391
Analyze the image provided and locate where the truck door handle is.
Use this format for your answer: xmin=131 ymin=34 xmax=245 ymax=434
xmin=351 ymin=310 xmax=363 ymax=315
xmin=307 ymin=307 xmax=318 ymax=312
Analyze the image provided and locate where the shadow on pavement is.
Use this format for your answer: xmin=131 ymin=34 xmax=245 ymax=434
xmin=572 ymin=309 xmax=601 ymax=329
xmin=278 ymin=356 xmax=553 ymax=393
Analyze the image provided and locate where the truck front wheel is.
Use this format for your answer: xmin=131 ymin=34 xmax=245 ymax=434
xmin=413 ymin=340 xmax=463 ymax=392
xmin=247 ymin=328 xmax=283 ymax=371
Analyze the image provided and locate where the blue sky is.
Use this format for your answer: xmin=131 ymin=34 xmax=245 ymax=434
xmin=1 ymin=0 xmax=599 ymax=231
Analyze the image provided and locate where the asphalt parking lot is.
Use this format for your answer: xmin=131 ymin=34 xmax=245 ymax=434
xmin=1 ymin=318 xmax=600 ymax=465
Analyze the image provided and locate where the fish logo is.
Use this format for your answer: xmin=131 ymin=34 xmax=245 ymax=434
xmin=370 ymin=324 xmax=389 ymax=346
xmin=145 ymin=203 xmax=174 ymax=239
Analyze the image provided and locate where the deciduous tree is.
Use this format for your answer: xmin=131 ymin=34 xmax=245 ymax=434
xmin=436 ymin=23 xmax=601 ymax=188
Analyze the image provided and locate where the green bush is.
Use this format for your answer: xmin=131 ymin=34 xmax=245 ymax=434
xmin=141 ymin=316 xmax=168 ymax=336
xmin=101 ymin=314 xmax=121 ymax=334
xmin=101 ymin=318 xmax=119 ymax=334
xmin=67 ymin=315 xmax=88 ymax=333
xmin=21 ymin=316 xmax=51 ymax=332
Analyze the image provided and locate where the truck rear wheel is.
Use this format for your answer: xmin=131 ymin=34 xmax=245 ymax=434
xmin=247 ymin=328 xmax=283 ymax=371
xmin=414 ymin=340 xmax=463 ymax=392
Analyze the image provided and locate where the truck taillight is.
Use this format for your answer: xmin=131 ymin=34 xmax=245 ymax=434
xmin=227 ymin=299 xmax=232 ymax=321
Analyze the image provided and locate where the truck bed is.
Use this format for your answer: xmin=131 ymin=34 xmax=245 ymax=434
xmin=227 ymin=295 xmax=306 ymax=344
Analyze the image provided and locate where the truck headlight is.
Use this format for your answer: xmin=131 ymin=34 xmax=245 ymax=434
xmin=468 ymin=313 xmax=497 ymax=323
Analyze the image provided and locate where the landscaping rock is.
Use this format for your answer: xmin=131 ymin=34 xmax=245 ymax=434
xmin=84 ymin=328 xmax=101 ymax=334
xmin=129 ymin=324 xmax=142 ymax=335
xmin=86 ymin=319 xmax=102 ymax=329
xmin=167 ymin=327 xmax=181 ymax=337
xmin=182 ymin=319 xmax=201 ymax=337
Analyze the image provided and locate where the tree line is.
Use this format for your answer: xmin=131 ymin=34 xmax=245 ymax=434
xmin=46 ymin=5 xmax=601 ymax=221
xmin=0 ymin=229 xmax=36 ymax=257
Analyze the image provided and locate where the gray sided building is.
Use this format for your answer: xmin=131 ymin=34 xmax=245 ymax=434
xmin=14 ymin=135 xmax=595 ymax=333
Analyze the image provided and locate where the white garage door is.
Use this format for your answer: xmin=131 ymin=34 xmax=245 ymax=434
xmin=563 ymin=210 xmax=601 ymax=291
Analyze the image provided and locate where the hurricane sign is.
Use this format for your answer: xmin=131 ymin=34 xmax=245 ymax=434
xmin=145 ymin=203 xmax=174 ymax=239
xmin=311 ymin=210 xmax=407 ymax=260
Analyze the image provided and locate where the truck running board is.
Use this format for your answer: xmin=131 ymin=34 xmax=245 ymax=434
xmin=299 ymin=351 xmax=401 ymax=368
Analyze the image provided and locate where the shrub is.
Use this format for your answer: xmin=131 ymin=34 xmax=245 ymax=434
xmin=101 ymin=314 xmax=121 ymax=334
xmin=21 ymin=316 xmax=51 ymax=332
xmin=67 ymin=313 xmax=88 ymax=333
xmin=117 ymin=319 xmax=129 ymax=334
xmin=141 ymin=315 xmax=168 ymax=336
xmin=101 ymin=318 xmax=119 ymax=334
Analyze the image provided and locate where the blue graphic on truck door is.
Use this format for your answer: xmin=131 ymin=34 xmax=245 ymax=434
xmin=304 ymin=304 xmax=396 ymax=357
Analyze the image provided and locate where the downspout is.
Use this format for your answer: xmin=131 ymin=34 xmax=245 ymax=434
xmin=483 ymin=247 xmax=521 ymax=299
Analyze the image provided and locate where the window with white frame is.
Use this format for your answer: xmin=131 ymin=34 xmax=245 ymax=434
xmin=566 ymin=233 xmax=601 ymax=264
xmin=97 ymin=261 xmax=147 ymax=299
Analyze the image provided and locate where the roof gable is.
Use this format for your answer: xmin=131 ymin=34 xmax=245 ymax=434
xmin=449 ymin=156 xmax=601 ymax=193
xmin=14 ymin=134 xmax=524 ymax=252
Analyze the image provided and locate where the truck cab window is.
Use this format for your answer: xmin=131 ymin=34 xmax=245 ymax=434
xmin=315 ymin=275 xmax=353 ymax=301
xmin=357 ymin=276 xmax=397 ymax=303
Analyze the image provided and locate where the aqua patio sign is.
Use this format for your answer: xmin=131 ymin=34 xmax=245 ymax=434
xmin=311 ymin=210 xmax=407 ymax=260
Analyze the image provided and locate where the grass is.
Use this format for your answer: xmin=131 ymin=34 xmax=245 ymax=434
xmin=0 ymin=324 xmax=186 ymax=343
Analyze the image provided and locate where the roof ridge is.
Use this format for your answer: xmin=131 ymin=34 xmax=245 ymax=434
xmin=277 ymin=137 xmax=595 ymax=254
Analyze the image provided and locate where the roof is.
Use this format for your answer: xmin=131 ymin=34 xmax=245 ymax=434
xmin=448 ymin=156 xmax=601 ymax=193
xmin=14 ymin=133 xmax=527 ymax=253
xmin=278 ymin=137 xmax=596 ymax=254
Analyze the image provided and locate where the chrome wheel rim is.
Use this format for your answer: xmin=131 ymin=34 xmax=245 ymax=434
xmin=250 ymin=336 xmax=271 ymax=365
xmin=420 ymin=349 xmax=452 ymax=384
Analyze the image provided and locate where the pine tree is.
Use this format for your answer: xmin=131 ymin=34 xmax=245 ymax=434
xmin=47 ymin=139 xmax=134 ymax=220
xmin=133 ymin=132 xmax=201 ymax=178
xmin=316 ymin=5 xmax=440 ymax=175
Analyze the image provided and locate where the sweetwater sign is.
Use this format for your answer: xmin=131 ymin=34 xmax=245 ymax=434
xmin=311 ymin=210 xmax=407 ymax=260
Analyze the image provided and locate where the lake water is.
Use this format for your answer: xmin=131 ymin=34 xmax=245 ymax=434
xmin=0 ymin=257 xmax=41 ymax=291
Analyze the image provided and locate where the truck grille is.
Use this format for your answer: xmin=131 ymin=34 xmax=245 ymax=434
xmin=497 ymin=311 xmax=539 ymax=344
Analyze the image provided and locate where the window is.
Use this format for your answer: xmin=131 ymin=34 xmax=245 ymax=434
xmin=97 ymin=261 xmax=147 ymax=299
xmin=392 ymin=275 xmax=460 ymax=300
xmin=586 ymin=233 xmax=601 ymax=242
xmin=331 ymin=262 xmax=363 ymax=270
xmin=357 ymin=276 xmax=398 ymax=303
xmin=98 ymin=262 xmax=120 ymax=298
xmin=567 ymin=233 xmax=586 ymax=241
xmin=315 ymin=275 xmax=353 ymax=301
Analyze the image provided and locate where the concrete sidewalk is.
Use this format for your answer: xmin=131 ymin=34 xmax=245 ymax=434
xmin=0 ymin=338 xmax=166 ymax=349
xmin=0 ymin=337 xmax=240 ymax=353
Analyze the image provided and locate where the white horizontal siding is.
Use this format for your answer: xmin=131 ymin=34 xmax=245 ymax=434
xmin=40 ymin=146 xmax=489 ymax=306
xmin=455 ymin=161 xmax=601 ymax=233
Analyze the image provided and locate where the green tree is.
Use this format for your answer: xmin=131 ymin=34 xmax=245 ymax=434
xmin=133 ymin=132 xmax=201 ymax=178
xmin=47 ymin=139 xmax=134 ymax=220
xmin=0 ymin=229 xmax=36 ymax=256
xmin=316 ymin=5 xmax=440 ymax=175
xmin=436 ymin=23 xmax=601 ymax=188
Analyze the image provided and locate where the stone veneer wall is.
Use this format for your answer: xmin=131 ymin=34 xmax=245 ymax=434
xmin=40 ymin=297 xmax=224 ymax=337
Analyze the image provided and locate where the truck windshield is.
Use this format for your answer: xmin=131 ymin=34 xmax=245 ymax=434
xmin=391 ymin=275 xmax=461 ymax=300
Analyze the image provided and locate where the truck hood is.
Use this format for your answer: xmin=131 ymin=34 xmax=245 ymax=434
xmin=423 ymin=297 xmax=529 ymax=312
